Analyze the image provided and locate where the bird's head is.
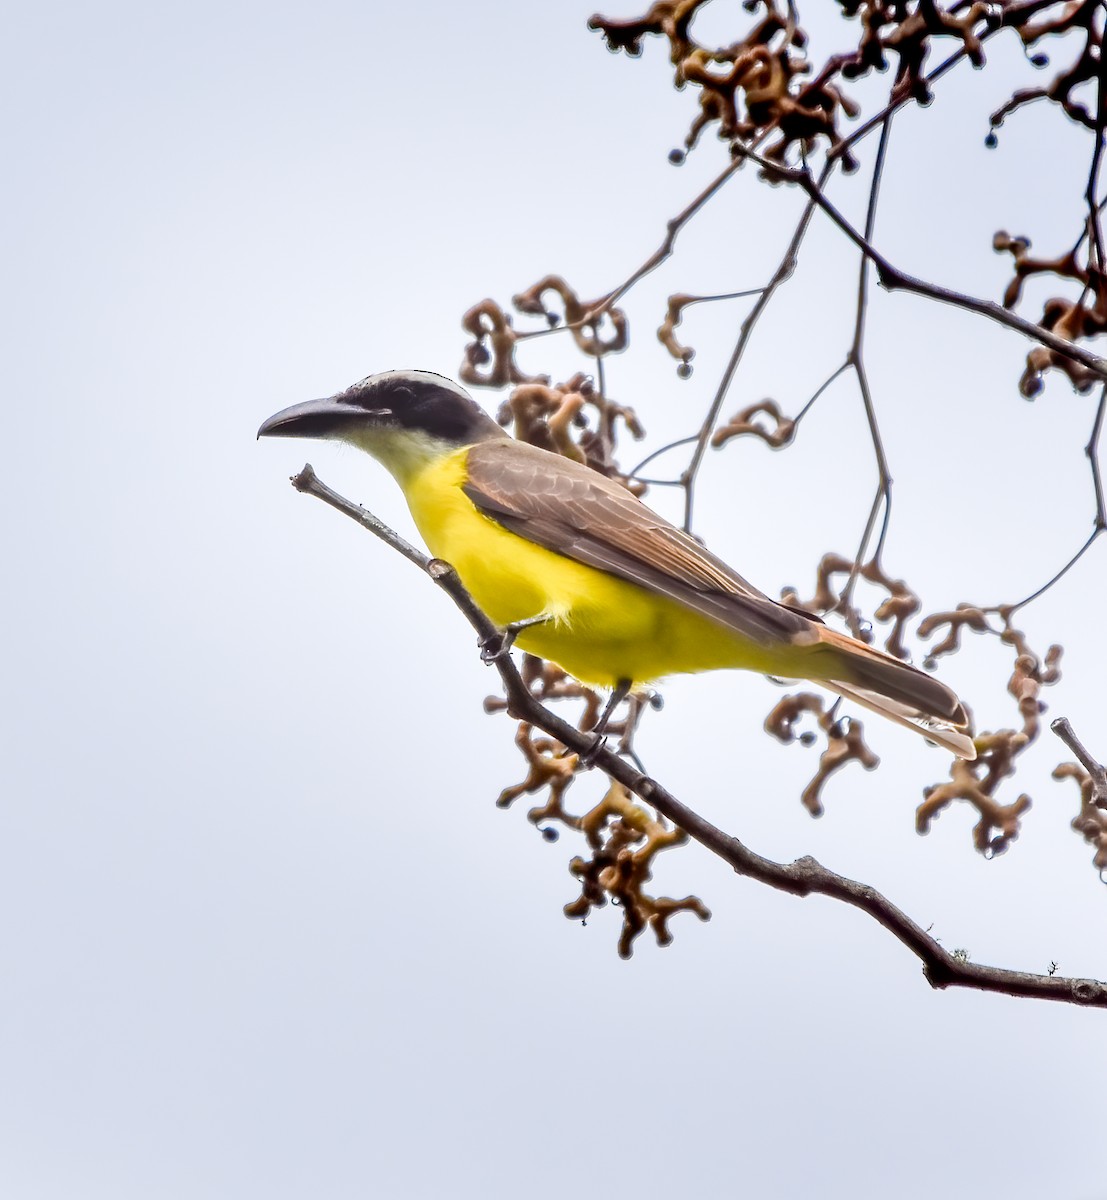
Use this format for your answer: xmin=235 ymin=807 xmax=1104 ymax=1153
xmin=258 ymin=370 xmax=506 ymax=478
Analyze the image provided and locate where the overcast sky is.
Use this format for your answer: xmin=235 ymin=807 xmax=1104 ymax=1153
xmin=4 ymin=4 xmax=1106 ymax=1198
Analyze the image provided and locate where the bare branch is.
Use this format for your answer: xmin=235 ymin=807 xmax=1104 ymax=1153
xmin=1005 ymin=383 xmax=1106 ymax=613
xmin=287 ymin=463 xmax=1107 ymax=1009
xmin=836 ymin=112 xmax=895 ymax=624
xmin=1052 ymin=717 xmax=1107 ymax=808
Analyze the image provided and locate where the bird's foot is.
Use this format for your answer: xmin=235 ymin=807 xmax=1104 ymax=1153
xmin=479 ymin=613 xmax=555 ymax=665
xmin=479 ymin=630 xmax=512 ymax=664
xmin=578 ymin=732 xmax=608 ymax=768
xmin=570 ymin=679 xmax=634 ymax=770
xmin=574 ymin=734 xmax=648 ymax=775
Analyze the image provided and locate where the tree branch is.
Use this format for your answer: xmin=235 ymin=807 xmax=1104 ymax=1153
xmin=731 ymin=144 xmax=1107 ymax=385
xmin=1052 ymin=717 xmax=1107 ymax=809
xmin=287 ymin=463 xmax=1107 ymax=1008
xmin=835 ymin=111 xmax=895 ymax=623
xmin=680 ymin=169 xmax=826 ymax=530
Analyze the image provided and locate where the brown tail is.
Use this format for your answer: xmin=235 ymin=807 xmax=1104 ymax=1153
xmin=811 ymin=626 xmax=975 ymax=759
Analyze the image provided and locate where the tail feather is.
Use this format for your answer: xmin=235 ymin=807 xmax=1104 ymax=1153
xmin=809 ymin=626 xmax=975 ymax=759
xmin=822 ymin=679 xmax=977 ymax=759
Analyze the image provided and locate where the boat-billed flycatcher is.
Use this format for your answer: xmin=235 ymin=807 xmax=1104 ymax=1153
xmin=259 ymin=370 xmax=975 ymax=758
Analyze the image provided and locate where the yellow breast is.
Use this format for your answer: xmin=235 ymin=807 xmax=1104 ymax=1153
xmin=397 ymin=446 xmax=771 ymax=688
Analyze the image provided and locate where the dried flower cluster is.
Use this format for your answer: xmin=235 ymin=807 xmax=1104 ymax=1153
xmin=1053 ymin=760 xmax=1107 ymax=875
xmin=485 ymin=657 xmax=705 ymax=955
xmin=994 ymin=229 xmax=1107 ymax=398
xmin=916 ymin=612 xmax=1062 ymax=854
xmin=712 ymin=398 xmax=796 ymax=450
xmin=593 ymin=1 xmax=1107 ymax=399
xmin=764 ymin=692 xmax=880 ymax=816
xmin=589 ymin=0 xmax=1007 ymax=170
xmin=565 ymin=780 xmax=711 ymax=958
xmin=591 ymin=0 xmax=859 ymax=167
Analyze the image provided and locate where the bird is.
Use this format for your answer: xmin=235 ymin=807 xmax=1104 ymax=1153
xmin=258 ymin=369 xmax=975 ymax=759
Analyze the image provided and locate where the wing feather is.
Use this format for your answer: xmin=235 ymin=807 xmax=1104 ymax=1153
xmin=463 ymin=440 xmax=813 ymax=644
xmin=463 ymin=439 xmax=974 ymax=754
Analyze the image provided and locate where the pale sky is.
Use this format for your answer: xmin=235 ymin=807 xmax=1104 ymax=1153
xmin=4 ymin=4 xmax=1106 ymax=1198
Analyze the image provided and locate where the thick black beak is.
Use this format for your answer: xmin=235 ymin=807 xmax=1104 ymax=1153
xmin=257 ymin=396 xmax=360 ymax=440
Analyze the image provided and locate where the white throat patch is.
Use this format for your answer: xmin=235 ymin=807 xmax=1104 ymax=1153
xmin=344 ymin=424 xmax=457 ymax=485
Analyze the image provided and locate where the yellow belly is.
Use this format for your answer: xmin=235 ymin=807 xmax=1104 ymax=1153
xmin=402 ymin=447 xmax=802 ymax=688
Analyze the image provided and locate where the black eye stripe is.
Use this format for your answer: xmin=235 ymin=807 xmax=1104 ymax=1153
xmin=334 ymin=372 xmax=507 ymax=444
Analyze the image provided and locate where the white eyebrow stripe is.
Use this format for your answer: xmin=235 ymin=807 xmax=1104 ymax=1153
xmin=351 ymin=370 xmax=474 ymax=404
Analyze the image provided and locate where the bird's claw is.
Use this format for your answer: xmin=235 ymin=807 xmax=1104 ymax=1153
xmin=479 ymin=631 xmax=512 ymax=664
xmin=577 ymin=733 xmax=607 ymax=768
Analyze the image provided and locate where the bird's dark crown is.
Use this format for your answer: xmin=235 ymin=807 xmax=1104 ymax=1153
xmin=257 ymin=370 xmax=507 ymax=446
xmin=337 ymin=370 xmax=505 ymax=444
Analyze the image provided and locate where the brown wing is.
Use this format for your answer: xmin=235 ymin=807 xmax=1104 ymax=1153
xmin=463 ymin=438 xmax=972 ymax=748
xmin=463 ymin=439 xmax=815 ymax=645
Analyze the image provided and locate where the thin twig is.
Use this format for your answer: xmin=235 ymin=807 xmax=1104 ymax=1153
xmin=837 ymin=113 xmax=895 ymax=621
xmin=287 ymin=463 xmax=1107 ymax=1009
xmin=1052 ymin=718 xmax=1107 ymax=809
xmin=1006 ymin=383 xmax=1106 ymax=613
xmin=1085 ymin=24 xmax=1107 ymax=272
xmin=674 ymin=287 xmax=769 ymax=307
xmin=586 ymin=158 xmax=744 ymax=327
xmin=1006 ymin=527 xmax=1101 ymax=614
xmin=628 ymin=434 xmax=700 ymax=481
xmin=680 ymin=170 xmax=829 ymax=530
xmin=794 ymin=360 xmax=851 ymax=428
xmin=1089 ymin=382 xmax=1107 ymax=528
xmin=593 ymin=349 xmax=611 ymax=465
